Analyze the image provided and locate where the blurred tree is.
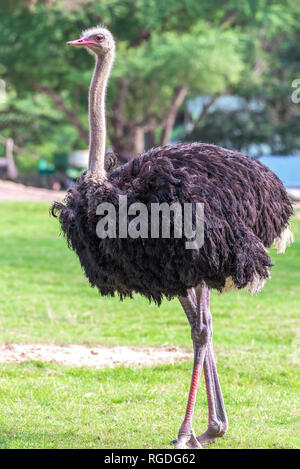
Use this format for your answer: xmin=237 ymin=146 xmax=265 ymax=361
xmin=0 ymin=0 xmax=299 ymax=160
xmin=184 ymin=0 xmax=300 ymax=155
xmin=0 ymin=0 xmax=243 ymax=157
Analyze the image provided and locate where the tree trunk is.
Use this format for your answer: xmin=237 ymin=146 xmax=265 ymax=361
xmin=160 ymin=85 xmax=188 ymax=146
xmin=145 ymin=130 xmax=156 ymax=150
xmin=133 ymin=127 xmax=145 ymax=156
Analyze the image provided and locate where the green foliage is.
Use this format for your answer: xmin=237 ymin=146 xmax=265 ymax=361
xmin=0 ymin=0 xmax=243 ymax=157
xmin=16 ymin=153 xmax=38 ymax=173
xmin=184 ymin=1 xmax=300 ymax=154
xmin=112 ymin=25 xmax=243 ymax=123
xmin=0 ymin=0 xmax=299 ymax=161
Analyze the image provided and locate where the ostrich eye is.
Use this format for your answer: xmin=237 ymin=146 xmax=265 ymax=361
xmin=95 ymin=34 xmax=104 ymax=42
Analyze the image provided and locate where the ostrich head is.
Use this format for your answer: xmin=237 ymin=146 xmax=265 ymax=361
xmin=67 ymin=26 xmax=115 ymax=56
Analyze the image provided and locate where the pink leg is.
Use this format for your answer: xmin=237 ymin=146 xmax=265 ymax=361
xmin=197 ymin=343 xmax=228 ymax=446
xmin=175 ymin=283 xmax=211 ymax=449
xmin=174 ymin=284 xmax=228 ymax=449
xmin=196 ymin=286 xmax=228 ymax=445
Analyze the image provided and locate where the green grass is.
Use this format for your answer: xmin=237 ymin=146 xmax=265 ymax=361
xmin=0 ymin=201 xmax=299 ymax=449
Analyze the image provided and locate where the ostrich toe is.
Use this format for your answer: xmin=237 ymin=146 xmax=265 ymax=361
xmin=197 ymin=421 xmax=227 ymax=446
xmin=173 ymin=430 xmax=202 ymax=449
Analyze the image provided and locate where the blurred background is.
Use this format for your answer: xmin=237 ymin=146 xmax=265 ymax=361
xmin=0 ymin=1 xmax=299 ymax=449
xmin=0 ymin=0 xmax=299 ymax=194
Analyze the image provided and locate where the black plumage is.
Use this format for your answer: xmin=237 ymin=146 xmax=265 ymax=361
xmin=52 ymin=142 xmax=293 ymax=305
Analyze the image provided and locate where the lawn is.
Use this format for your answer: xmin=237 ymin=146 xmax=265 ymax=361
xmin=0 ymin=201 xmax=299 ymax=449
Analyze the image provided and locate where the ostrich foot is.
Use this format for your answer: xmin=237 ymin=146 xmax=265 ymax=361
xmin=173 ymin=430 xmax=202 ymax=449
xmin=196 ymin=432 xmax=216 ymax=447
xmin=197 ymin=422 xmax=227 ymax=447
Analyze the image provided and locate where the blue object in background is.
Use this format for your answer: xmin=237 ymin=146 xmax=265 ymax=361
xmin=258 ymin=155 xmax=300 ymax=188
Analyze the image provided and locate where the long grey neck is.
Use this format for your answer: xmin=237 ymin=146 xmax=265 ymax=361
xmin=88 ymin=51 xmax=114 ymax=179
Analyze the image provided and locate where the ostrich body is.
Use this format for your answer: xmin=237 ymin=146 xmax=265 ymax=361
xmin=53 ymin=27 xmax=293 ymax=449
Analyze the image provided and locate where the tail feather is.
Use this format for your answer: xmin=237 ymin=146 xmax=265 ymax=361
xmin=274 ymin=226 xmax=294 ymax=254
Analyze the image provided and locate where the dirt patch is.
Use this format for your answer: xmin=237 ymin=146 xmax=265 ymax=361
xmin=0 ymin=344 xmax=192 ymax=368
xmin=0 ymin=180 xmax=66 ymax=202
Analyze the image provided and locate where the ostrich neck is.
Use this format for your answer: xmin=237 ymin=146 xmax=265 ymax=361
xmin=88 ymin=52 xmax=114 ymax=179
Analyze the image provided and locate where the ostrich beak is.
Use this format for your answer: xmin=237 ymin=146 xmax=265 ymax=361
xmin=67 ymin=37 xmax=97 ymax=47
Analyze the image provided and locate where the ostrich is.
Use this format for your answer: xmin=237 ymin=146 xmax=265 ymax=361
xmin=53 ymin=26 xmax=293 ymax=449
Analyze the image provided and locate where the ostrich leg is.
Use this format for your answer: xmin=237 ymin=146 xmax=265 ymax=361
xmin=197 ymin=343 xmax=228 ymax=446
xmin=174 ymin=284 xmax=228 ymax=449
xmin=174 ymin=283 xmax=211 ymax=449
xmin=195 ymin=286 xmax=228 ymax=446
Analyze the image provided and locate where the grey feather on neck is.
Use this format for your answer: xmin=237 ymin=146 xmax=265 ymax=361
xmin=88 ymin=50 xmax=115 ymax=181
